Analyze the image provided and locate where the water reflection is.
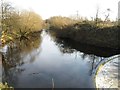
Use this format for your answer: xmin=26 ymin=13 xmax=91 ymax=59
xmin=1 ymin=31 xmax=119 ymax=88
xmin=48 ymin=31 xmax=119 ymax=57
xmin=2 ymin=33 xmax=42 ymax=86
xmin=48 ymin=31 xmax=118 ymax=76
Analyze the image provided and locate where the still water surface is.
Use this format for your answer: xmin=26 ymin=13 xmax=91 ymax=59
xmin=1 ymin=31 xmax=118 ymax=88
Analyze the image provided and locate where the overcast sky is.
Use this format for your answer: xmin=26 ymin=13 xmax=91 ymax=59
xmin=7 ymin=0 xmax=119 ymax=20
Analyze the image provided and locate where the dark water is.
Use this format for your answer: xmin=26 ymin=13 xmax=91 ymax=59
xmin=1 ymin=31 xmax=118 ymax=88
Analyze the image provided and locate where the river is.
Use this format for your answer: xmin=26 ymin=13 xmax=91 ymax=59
xmin=1 ymin=30 xmax=119 ymax=88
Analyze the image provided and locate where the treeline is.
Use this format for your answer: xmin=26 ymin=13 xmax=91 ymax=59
xmin=0 ymin=1 xmax=119 ymax=49
xmin=47 ymin=16 xmax=118 ymax=29
xmin=0 ymin=1 xmax=44 ymax=44
xmin=47 ymin=16 xmax=120 ymax=49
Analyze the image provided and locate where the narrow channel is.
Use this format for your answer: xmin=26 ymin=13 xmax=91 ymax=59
xmin=1 ymin=31 xmax=118 ymax=88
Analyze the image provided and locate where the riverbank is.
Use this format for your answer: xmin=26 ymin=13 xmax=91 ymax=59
xmin=1 ymin=30 xmax=42 ymax=46
xmin=49 ymin=24 xmax=120 ymax=50
xmin=48 ymin=33 xmax=120 ymax=57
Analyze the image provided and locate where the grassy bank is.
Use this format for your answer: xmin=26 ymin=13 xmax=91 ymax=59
xmin=48 ymin=16 xmax=120 ymax=49
xmin=1 ymin=30 xmax=42 ymax=46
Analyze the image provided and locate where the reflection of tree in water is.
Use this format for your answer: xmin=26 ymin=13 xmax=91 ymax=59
xmin=2 ymin=33 xmax=42 ymax=86
xmin=55 ymin=39 xmax=75 ymax=54
xmin=49 ymin=31 xmax=119 ymax=88
xmin=15 ymin=33 xmax=42 ymax=54
xmin=49 ymin=33 xmax=107 ymax=76
xmin=49 ymin=31 xmax=119 ymax=57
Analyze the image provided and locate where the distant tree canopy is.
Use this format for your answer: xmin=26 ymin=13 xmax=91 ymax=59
xmin=48 ymin=16 xmax=77 ymax=29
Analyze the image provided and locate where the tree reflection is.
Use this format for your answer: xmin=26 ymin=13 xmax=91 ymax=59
xmin=2 ymin=33 xmax=42 ymax=86
xmin=49 ymin=31 xmax=110 ymax=76
xmin=49 ymin=31 xmax=119 ymax=57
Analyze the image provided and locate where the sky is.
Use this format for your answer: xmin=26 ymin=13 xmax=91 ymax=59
xmin=6 ymin=0 xmax=120 ymax=20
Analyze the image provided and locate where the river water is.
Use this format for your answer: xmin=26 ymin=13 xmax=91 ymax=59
xmin=1 ymin=31 xmax=119 ymax=88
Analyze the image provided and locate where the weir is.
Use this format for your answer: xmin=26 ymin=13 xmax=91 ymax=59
xmin=92 ymin=55 xmax=120 ymax=88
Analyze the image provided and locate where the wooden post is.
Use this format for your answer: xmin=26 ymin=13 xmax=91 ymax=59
xmin=0 ymin=53 xmax=2 ymax=65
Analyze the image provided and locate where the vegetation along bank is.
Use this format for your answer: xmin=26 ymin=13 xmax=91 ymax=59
xmin=47 ymin=16 xmax=120 ymax=50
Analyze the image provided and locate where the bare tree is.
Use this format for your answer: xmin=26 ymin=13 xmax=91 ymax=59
xmin=95 ymin=7 xmax=99 ymax=26
xmin=103 ymin=8 xmax=111 ymax=23
xmin=0 ymin=0 xmax=43 ymax=44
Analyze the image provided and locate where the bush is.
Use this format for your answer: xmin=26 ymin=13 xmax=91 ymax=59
xmin=0 ymin=1 xmax=43 ymax=44
xmin=48 ymin=16 xmax=77 ymax=29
